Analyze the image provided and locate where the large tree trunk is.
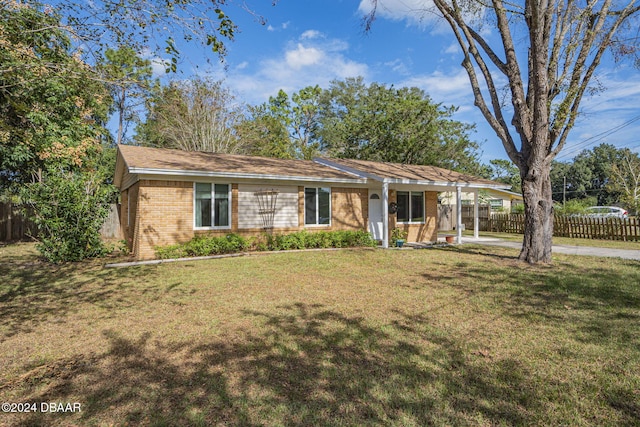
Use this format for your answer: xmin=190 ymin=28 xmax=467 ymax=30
xmin=519 ymin=165 xmax=554 ymax=263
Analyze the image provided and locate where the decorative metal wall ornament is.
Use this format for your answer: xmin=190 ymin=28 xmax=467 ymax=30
xmin=254 ymin=189 xmax=279 ymax=232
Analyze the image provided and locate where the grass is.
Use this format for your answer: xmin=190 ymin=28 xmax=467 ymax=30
xmin=1 ymin=242 xmax=639 ymax=426
xmin=461 ymin=230 xmax=640 ymax=250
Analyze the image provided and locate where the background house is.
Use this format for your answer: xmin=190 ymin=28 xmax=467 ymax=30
xmin=440 ymin=188 xmax=524 ymax=212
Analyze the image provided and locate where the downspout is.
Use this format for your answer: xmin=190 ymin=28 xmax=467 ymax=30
xmin=382 ymin=181 xmax=389 ymax=248
xmin=456 ymin=186 xmax=462 ymax=244
xmin=473 ymin=188 xmax=479 ymax=239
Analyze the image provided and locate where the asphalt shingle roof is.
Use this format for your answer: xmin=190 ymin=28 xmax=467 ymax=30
xmin=117 ymin=145 xmax=362 ymax=180
xmin=318 ymin=158 xmax=507 ymax=187
xmin=116 ymin=145 xmax=508 ymax=189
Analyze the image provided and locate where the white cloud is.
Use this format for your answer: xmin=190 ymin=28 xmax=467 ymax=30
xmin=443 ymin=42 xmax=459 ymax=55
xmin=400 ymin=68 xmax=473 ymax=106
xmin=222 ymin=34 xmax=369 ymax=104
xmin=140 ymin=48 xmax=169 ymax=78
xmin=235 ymin=61 xmax=248 ymax=70
xmin=301 ymin=30 xmax=323 ymax=40
xmin=150 ymin=59 xmax=169 ymax=77
xmin=358 ymin=0 xmax=437 ymax=27
xmin=285 ymin=44 xmax=324 ymax=69
xmin=268 ymin=21 xmax=291 ymax=32
xmin=557 ymin=69 xmax=640 ymax=159
xmin=385 ymin=59 xmax=410 ymax=75
xmin=358 ymin=0 xmax=485 ymax=34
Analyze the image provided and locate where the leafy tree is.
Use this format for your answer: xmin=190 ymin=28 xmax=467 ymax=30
xmin=135 ymin=77 xmax=247 ymax=153
xmin=238 ymin=87 xmax=323 ymax=160
xmin=98 ymin=46 xmax=154 ymax=145
xmin=1 ymin=3 xmax=118 ymax=262
xmin=0 ymin=2 xmax=111 ymax=189
xmin=550 ymin=144 xmax=628 ymax=205
xmin=571 ymin=144 xmax=626 ymax=205
xmin=5 ymin=0 xmax=239 ymax=78
xmin=21 ymin=170 xmax=117 ymax=263
xmin=364 ymin=0 xmax=640 ymax=263
xmin=290 ymin=86 xmax=324 ymax=160
xmin=608 ymin=151 xmax=640 ymax=215
xmin=319 ymin=78 xmax=484 ymax=173
xmin=550 ymin=160 xmax=572 ymax=204
xmin=489 ymin=159 xmax=522 ymax=193
xmin=235 ymin=104 xmax=295 ymax=159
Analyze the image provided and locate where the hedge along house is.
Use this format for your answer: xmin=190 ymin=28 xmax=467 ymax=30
xmin=114 ymin=145 xmax=509 ymax=259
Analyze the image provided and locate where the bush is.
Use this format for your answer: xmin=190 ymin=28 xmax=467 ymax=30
xmin=21 ymin=171 xmax=116 ymax=263
xmin=156 ymin=234 xmax=249 ymax=259
xmin=154 ymin=230 xmax=376 ymax=259
xmin=156 ymin=244 xmax=187 ymax=260
xmin=266 ymin=230 xmax=375 ymax=251
xmin=554 ymin=197 xmax=597 ymax=216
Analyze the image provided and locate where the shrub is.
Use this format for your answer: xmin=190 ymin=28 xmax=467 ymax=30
xmin=156 ymin=244 xmax=187 ymax=259
xmin=154 ymin=230 xmax=376 ymax=259
xmin=267 ymin=230 xmax=375 ymax=251
xmin=21 ymin=171 xmax=116 ymax=263
xmin=155 ymin=234 xmax=249 ymax=259
xmin=555 ymin=198 xmax=596 ymax=216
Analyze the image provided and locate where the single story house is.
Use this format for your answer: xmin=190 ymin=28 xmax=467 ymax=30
xmin=440 ymin=188 xmax=524 ymax=212
xmin=114 ymin=145 xmax=509 ymax=259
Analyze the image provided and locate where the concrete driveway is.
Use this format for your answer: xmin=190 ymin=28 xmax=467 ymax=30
xmin=459 ymin=237 xmax=640 ymax=261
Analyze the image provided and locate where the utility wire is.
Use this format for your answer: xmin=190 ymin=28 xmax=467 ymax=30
xmin=556 ymin=114 xmax=640 ymax=160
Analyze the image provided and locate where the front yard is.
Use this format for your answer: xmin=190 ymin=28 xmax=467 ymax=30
xmin=0 ymin=242 xmax=639 ymax=426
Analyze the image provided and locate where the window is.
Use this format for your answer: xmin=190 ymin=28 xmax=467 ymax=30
xmin=396 ymin=191 xmax=425 ymax=223
xmin=195 ymin=183 xmax=230 ymax=228
xmin=489 ymin=199 xmax=504 ymax=210
xmin=305 ymin=187 xmax=331 ymax=225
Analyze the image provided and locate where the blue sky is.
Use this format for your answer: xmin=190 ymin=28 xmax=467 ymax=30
xmin=153 ymin=0 xmax=640 ymax=164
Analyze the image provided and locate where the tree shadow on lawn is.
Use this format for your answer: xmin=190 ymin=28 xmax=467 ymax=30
xmin=6 ymin=303 xmax=562 ymax=427
xmin=0 ymin=254 xmax=163 ymax=340
xmin=425 ymin=245 xmax=640 ymax=350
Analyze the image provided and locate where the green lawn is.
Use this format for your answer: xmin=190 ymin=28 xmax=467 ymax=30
xmin=1 ymin=242 xmax=639 ymax=426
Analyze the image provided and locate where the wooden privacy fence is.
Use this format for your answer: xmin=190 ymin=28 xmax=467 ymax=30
xmin=489 ymin=213 xmax=640 ymax=241
xmin=437 ymin=204 xmax=491 ymax=231
xmin=0 ymin=203 xmax=37 ymax=241
xmin=0 ymin=202 xmax=122 ymax=242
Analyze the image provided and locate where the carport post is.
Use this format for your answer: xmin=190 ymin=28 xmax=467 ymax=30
xmin=382 ymin=181 xmax=389 ymax=248
xmin=473 ymin=188 xmax=479 ymax=239
xmin=456 ymin=186 xmax=462 ymax=244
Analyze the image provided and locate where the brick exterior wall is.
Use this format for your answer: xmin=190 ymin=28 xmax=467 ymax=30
xmin=331 ymin=187 xmax=368 ymax=231
xmin=125 ymin=179 xmax=437 ymax=259
xmin=135 ymin=180 xmax=193 ymax=260
xmin=388 ymin=190 xmax=438 ymax=243
xmin=127 ymin=181 xmax=372 ymax=259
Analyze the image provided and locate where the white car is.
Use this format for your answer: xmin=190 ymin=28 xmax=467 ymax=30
xmin=585 ymin=206 xmax=628 ymax=219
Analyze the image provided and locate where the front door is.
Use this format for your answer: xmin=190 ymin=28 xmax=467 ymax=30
xmin=368 ymin=192 xmax=383 ymax=241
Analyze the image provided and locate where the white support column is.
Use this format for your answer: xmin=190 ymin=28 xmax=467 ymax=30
xmin=382 ymin=181 xmax=389 ymax=248
xmin=473 ymin=188 xmax=479 ymax=239
xmin=456 ymin=186 xmax=462 ymax=244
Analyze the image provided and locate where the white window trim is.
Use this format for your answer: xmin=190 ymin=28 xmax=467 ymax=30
xmin=304 ymin=187 xmax=332 ymax=227
xmin=193 ymin=182 xmax=232 ymax=230
xmin=396 ymin=191 xmax=426 ymax=224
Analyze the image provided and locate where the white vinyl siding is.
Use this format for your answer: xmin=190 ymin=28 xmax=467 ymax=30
xmin=237 ymin=184 xmax=298 ymax=229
